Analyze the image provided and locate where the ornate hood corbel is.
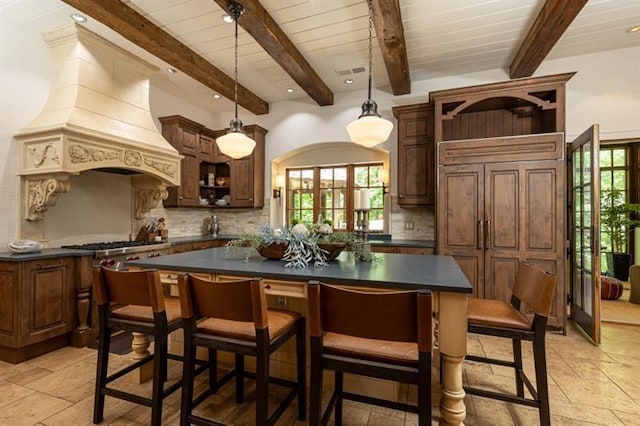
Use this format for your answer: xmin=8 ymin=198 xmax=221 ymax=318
xmin=25 ymin=174 xmax=71 ymax=221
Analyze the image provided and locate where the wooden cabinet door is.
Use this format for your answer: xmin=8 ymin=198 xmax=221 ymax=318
xmin=483 ymin=163 xmax=522 ymax=301
xmin=20 ymin=258 xmax=74 ymax=346
xmin=394 ymin=104 xmax=434 ymax=206
xmin=179 ymin=152 xmax=199 ymax=206
xmin=230 ymin=157 xmax=254 ymax=207
xmin=199 ymin=133 xmax=214 ymax=162
xmin=0 ymin=262 xmax=19 ymax=348
xmin=437 ymin=163 xmax=485 ymax=297
xmin=483 ymin=160 xmax=565 ymax=327
xmin=180 ymin=126 xmax=198 ymax=155
xmin=521 ymin=160 xmax=565 ymax=328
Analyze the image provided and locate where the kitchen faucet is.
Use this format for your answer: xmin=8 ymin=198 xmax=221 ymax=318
xmin=210 ymin=215 xmax=220 ymax=237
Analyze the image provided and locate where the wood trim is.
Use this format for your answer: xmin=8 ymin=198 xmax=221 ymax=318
xmin=372 ymin=0 xmax=411 ymax=95
xmin=216 ymin=0 xmax=333 ymax=106
xmin=61 ymin=0 xmax=269 ymax=115
xmin=509 ymin=0 xmax=588 ymax=79
xmin=429 ymin=72 xmax=576 ymax=102
xmin=439 ymin=133 xmax=565 ymax=166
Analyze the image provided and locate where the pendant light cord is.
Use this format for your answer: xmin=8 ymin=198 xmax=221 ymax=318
xmin=234 ymin=9 xmax=239 ymax=120
xmin=367 ymin=0 xmax=373 ymax=101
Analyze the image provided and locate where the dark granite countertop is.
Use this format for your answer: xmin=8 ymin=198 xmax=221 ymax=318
xmin=126 ymin=247 xmax=471 ymax=293
xmin=0 ymin=248 xmax=94 ymax=262
xmin=169 ymin=234 xmax=435 ymax=248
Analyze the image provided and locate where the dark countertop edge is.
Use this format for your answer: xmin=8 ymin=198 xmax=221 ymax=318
xmin=169 ymin=235 xmax=435 ymax=248
xmin=169 ymin=235 xmax=239 ymax=245
xmin=126 ymin=248 xmax=472 ymax=294
xmin=141 ymin=264 xmax=472 ymax=294
xmin=0 ymin=248 xmax=94 ymax=262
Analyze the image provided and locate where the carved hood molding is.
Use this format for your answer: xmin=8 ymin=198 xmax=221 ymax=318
xmin=15 ymin=23 xmax=181 ymax=225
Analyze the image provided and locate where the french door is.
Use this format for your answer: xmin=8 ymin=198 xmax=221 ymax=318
xmin=569 ymin=125 xmax=601 ymax=344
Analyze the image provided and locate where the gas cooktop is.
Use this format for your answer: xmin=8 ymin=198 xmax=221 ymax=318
xmin=62 ymin=241 xmax=161 ymax=251
xmin=61 ymin=240 xmax=171 ymax=257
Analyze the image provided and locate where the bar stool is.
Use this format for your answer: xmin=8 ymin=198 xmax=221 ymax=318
xmin=92 ymin=267 xmax=185 ymax=425
xmin=307 ymin=281 xmax=433 ymax=426
xmin=177 ymin=274 xmax=306 ymax=426
xmin=464 ymin=261 xmax=557 ymax=426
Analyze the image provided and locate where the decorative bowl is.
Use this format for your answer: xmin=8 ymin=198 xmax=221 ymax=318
xmin=318 ymin=242 xmax=347 ymax=260
xmin=256 ymin=242 xmax=288 ymax=259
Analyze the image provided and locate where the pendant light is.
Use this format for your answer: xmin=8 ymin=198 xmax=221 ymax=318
xmin=216 ymin=2 xmax=256 ymax=159
xmin=346 ymin=0 xmax=393 ymax=148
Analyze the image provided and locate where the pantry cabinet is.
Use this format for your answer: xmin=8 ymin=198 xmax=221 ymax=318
xmin=432 ymin=73 xmax=574 ymax=330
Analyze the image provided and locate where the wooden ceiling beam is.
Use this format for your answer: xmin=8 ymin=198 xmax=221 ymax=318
xmin=215 ymin=0 xmax=334 ymax=106
xmin=371 ymin=0 xmax=411 ymax=95
xmin=510 ymin=0 xmax=587 ymax=79
xmin=62 ymin=0 xmax=269 ymax=115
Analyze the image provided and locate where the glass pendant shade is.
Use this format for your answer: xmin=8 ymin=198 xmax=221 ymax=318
xmin=347 ymin=0 xmax=393 ymax=148
xmin=347 ymin=113 xmax=393 ymax=148
xmin=215 ymin=2 xmax=255 ymax=160
xmin=216 ymin=130 xmax=256 ymax=159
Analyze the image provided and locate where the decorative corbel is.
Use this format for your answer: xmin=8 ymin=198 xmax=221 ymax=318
xmin=25 ymin=175 xmax=71 ymax=221
xmin=132 ymin=177 xmax=168 ymax=219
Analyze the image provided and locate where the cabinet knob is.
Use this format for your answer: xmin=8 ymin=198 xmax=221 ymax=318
xmin=179 ymin=196 xmax=183 ymax=200
xmin=249 ymin=198 xmax=253 ymax=201
xmin=399 ymin=194 xmax=404 ymax=198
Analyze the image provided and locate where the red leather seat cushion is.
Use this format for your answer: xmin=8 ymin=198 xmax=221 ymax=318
xmin=601 ymin=276 xmax=624 ymax=300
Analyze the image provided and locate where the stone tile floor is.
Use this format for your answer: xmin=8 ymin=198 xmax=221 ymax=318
xmin=0 ymin=321 xmax=638 ymax=425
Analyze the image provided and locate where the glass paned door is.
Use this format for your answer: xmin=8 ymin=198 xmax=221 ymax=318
xmin=569 ymin=125 xmax=601 ymax=344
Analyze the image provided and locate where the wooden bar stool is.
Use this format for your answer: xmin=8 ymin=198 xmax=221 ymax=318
xmin=177 ymin=274 xmax=306 ymax=426
xmin=307 ymin=281 xmax=433 ymax=426
xmin=464 ymin=261 xmax=557 ymax=426
xmin=92 ymin=267 xmax=185 ymax=426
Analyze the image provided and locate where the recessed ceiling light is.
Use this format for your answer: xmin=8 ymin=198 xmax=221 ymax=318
xmin=166 ymin=68 xmax=177 ymax=74
xmin=286 ymin=88 xmax=295 ymax=93
xmin=222 ymin=14 xmax=234 ymax=23
xmin=626 ymin=25 xmax=640 ymax=33
xmin=70 ymin=13 xmax=87 ymax=23
xmin=344 ymin=78 xmax=354 ymax=84
xmin=213 ymin=94 xmax=221 ymax=99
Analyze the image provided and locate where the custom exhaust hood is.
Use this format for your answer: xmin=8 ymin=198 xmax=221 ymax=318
xmin=14 ymin=23 xmax=182 ymax=239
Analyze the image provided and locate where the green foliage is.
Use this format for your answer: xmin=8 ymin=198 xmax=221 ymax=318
xmin=225 ymin=223 xmax=377 ymax=268
xmin=600 ymin=188 xmax=640 ymax=253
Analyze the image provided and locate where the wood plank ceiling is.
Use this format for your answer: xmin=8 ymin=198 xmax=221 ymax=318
xmin=8 ymin=0 xmax=637 ymax=114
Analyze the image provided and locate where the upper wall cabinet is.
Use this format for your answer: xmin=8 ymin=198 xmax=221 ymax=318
xmin=160 ymin=115 xmax=202 ymax=206
xmin=392 ymin=103 xmax=435 ymax=206
xmin=160 ymin=116 xmax=266 ymax=208
xmin=429 ymin=72 xmax=575 ymax=143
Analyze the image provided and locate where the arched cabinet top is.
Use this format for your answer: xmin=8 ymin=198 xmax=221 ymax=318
xmin=429 ymin=72 xmax=575 ymax=142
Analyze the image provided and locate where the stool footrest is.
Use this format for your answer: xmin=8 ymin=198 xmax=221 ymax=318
xmin=466 ymin=354 xmax=516 ymax=368
xmin=464 ymin=385 xmax=540 ymax=407
xmin=105 ymin=354 xmax=154 ymax=384
xmin=342 ymin=391 xmax=418 ymax=413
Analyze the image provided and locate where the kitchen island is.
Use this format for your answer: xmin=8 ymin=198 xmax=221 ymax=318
xmin=127 ymin=247 xmax=472 ymax=426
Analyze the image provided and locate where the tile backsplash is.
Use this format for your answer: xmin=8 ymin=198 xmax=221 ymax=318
xmin=150 ymin=195 xmax=434 ymax=241
xmin=150 ymin=203 xmax=269 ymax=237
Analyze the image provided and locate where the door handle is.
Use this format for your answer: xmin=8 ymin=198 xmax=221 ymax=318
xmin=485 ymin=220 xmax=491 ymax=250
xmin=477 ymin=220 xmax=484 ymax=250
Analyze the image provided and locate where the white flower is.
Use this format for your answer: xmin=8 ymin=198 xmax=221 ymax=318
xmin=318 ymin=223 xmax=333 ymax=234
xmin=291 ymin=223 xmax=309 ymax=237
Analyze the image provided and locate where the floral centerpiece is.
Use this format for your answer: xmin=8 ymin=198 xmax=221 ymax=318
xmin=226 ymin=223 xmax=375 ymax=268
